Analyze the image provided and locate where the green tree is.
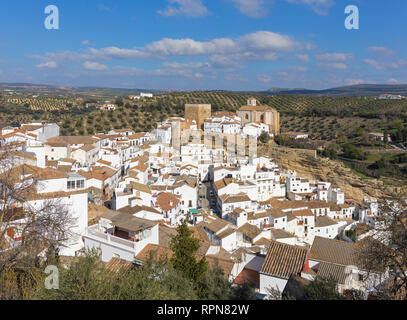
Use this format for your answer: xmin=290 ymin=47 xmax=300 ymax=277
xmin=170 ymin=220 xmax=208 ymax=284
xmin=258 ymin=131 xmax=271 ymax=144
xmin=304 ymin=277 xmax=345 ymax=300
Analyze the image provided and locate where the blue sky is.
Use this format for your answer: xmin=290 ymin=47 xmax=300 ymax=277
xmin=0 ymin=0 xmax=405 ymax=90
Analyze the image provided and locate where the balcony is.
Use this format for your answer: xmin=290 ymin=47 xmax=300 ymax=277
xmin=84 ymin=224 xmax=153 ymax=256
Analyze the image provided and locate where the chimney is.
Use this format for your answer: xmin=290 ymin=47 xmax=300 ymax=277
xmin=302 ymin=251 xmax=310 ymax=273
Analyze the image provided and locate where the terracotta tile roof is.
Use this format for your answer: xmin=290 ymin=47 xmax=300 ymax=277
xmin=270 ymin=229 xmax=296 ymax=239
xmin=119 ymin=205 xmax=160 ymax=215
xmin=248 ymin=211 xmax=268 ymax=220
xmin=78 ymin=166 xmax=117 ymax=181
xmin=135 ymin=244 xmax=173 ymax=263
xmin=214 ymin=177 xmax=237 ymax=190
xmin=156 ymin=192 xmax=179 ymax=211
xmin=159 ymin=224 xmax=178 ymax=247
xmin=88 ymin=204 xmax=111 ymax=222
xmin=78 ymin=144 xmax=95 ymax=152
xmin=309 ymin=236 xmax=358 ymax=267
xmin=216 ymin=228 xmax=237 ymax=240
xmin=60 ymin=158 xmax=75 ymax=163
xmin=97 ymin=160 xmax=112 ymax=166
xmin=307 ymin=200 xmax=331 ymax=209
xmin=292 ymin=209 xmax=314 ymax=217
xmin=105 ymin=258 xmax=134 ymax=273
xmin=260 ymin=240 xmax=308 ymax=279
xmin=206 ymin=254 xmax=236 ymax=279
xmin=46 ymin=160 xmax=58 ymax=167
xmin=316 ymin=262 xmax=348 ymax=284
xmin=128 ymin=132 xmax=148 ymax=139
xmin=201 ymin=218 xmax=231 ymax=234
xmin=127 ymin=181 xmax=152 ymax=194
xmin=110 ymin=213 xmax=158 ymax=232
xmin=220 ymin=193 xmax=251 ymax=204
xmin=45 ymin=136 xmax=98 ymax=147
xmin=254 ymin=237 xmax=272 ymax=247
xmin=134 ymin=163 xmax=148 ymax=172
xmin=189 ymin=225 xmax=210 ymax=243
xmin=0 ymin=164 xmax=68 ymax=182
xmin=329 ymin=203 xmax=342 ymax=212
xmin=315 ymin=216 xmax=338 ymax=228
xmin=267 ymin=208 xmax=286 ymax=219
xmin=269 ymin=199 xmax=308 ymax=210
xmin=237 ymin=223 xmax=262 ymax=241
xmin=11 ymin=151 xmax=37 ymax=161
xmin=57 ymin=165 xmax=73 ymax=172
xmin=27 ymin=188 xmax=89 ymax=201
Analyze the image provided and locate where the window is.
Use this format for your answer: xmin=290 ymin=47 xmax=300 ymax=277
xmin=67 ymin=181 xmax=75 ymax=190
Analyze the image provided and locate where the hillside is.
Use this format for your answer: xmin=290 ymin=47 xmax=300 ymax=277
xmin=263 ymin=84 xmax=407 ymax=97
xmin=2 ymin=91 xmax=407 ymax=140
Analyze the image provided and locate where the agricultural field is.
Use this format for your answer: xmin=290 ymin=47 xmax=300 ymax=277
xmin=2 ymin=90 xmax=407 ymax=140
xmin=6 ymin=95 xmax=80 ymax=111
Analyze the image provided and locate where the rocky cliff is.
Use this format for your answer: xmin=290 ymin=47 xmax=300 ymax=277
xmin=258 ymin=144 xmax=402 ymax=202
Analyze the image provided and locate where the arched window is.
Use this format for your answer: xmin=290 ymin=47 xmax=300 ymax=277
xmin=260 ymin=114 xmax=264 ymax=122
xmin=245 ymin=113 xmax=249 ymax=120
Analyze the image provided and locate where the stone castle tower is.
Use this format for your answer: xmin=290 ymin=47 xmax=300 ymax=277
xmin=185 ymin=104 xmax=211 ymax=129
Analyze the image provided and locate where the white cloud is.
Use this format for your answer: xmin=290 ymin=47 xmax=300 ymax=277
xmin=83 ymin=61 xmax=108 ymax=70
xmin=145 ymin=38 xmax=235 ymax=57
xmin=225 ymin=74 xmax=248 ymax=82
xmin=368 ymin=46 xmax=395 ymax=59
xmin=229 ymin=0 xmax=267 ymax=18
xmin=89 ymin=47 xmax=147 ymax=60
xmin=344 ymin=78 xmax=365 ymax=86
xmin=315 ymin=53 xmax=354 ymax=62
xmin=289 ymin=66 xmax=307 ymax=72
xmin=240 ymin=31 xmax=299 ymax=52
xmin=363 ymin=59 xmax=399 ymax=70
xmin=158 ymin=0 xmax=209 ymax=17
xmin=387 ymin=78 xmax=400 ymax=84
xmin=82 ymin=40 xmax=90 ymax=46
xmin=36 ymin=61 xmax=58 ymax=69
xmin=318 ymin=62 xmax=348 ymax=70
xmin=258 ymin=75 xmax=273 ymax=83
xmin=80 ymin=30 xmax=304 ymax=64
xmin=285 ymin=0 xmax=335 ymax=15
xmin=296 ymin=53 xmax=310 ymax=63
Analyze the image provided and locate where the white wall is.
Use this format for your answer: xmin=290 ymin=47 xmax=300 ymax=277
xmin=259 ymin=273 xmax=288 ymax=295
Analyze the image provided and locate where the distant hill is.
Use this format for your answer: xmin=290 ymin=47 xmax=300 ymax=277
xmin=2 ymin=82 xmax=407 ymax=98
xmin=0 ymin=83 xmax=169 ymax=96
xmin=262 ymin=84 xmax=407 ymax=97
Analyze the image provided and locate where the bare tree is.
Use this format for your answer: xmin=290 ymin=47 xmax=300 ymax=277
xmin=0 ymin=144 xmax=73 ymax=299
xmin=356 ymin=194 xmax=407 ymax=299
